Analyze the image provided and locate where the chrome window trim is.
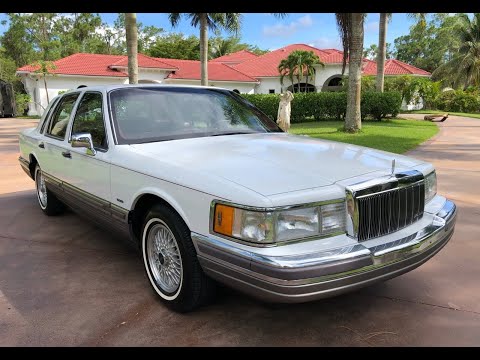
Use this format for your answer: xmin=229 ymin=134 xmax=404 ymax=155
xmin=106 ymin=89 xmax=120 ymax=146
xmin=345 ymin=170 xmax=425 ymax=239
xmin=209 ymin=198 xmax=346 ymax=248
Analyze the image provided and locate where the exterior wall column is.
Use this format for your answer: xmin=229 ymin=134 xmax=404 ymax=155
xmin=22 ymin=76 xmax=40 ymax=116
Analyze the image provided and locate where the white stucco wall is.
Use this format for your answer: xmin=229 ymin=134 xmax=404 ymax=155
xmin=254 ymin=64 xmax=346 ymax=94
xmin=21 ymin=74 xmax=128 ymax=116
xmin=163 ymin=79 xmax=255 ymax=94
xmin=314 ymin=64 xmax=345 ymax=89
xmin=255 ymin=77 xmax=283 ymax=94
xmin=137 ymin=69 xmax=170 ymax=83
xmin=401 ymin=97 xmax=424 ymax=111
xmin=20 ymin=69 xmax=173 ymax=116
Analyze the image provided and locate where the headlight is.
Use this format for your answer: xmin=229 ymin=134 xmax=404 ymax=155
xmin=424 ymin=171 xmax=437 ymax=204
xmin=212 ymin=201 xmax=346 ymax=244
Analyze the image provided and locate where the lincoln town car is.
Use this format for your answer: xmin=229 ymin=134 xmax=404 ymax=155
xmin=18 ymin=85 xmax=457 ymax=312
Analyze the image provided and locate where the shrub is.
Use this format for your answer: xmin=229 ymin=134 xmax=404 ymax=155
xmin=15 ymin=93 xmax=31 ymax=116
xmin=361 ymin=91 xmax=402 ymax=120
xmin=241 ymin=94 xmax=279 ymax=121
xmin=435 ymin=90 xmax=480 ymax=112
xmin=242 ymin=91 xmax=400 ymax=122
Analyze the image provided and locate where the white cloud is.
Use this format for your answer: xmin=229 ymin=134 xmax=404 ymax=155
xmin=297 ymin=14 xmax=313 ymax=27
xmin=364 ymin=21 xmax=379 ymax=33
xmin=309 ymin=36 xmax=342 ymax=50
xmin=262 ymin=14 xmax=313 ymax=37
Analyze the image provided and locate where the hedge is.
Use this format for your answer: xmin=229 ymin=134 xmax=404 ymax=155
xmin=435 ymin=90 xmax=480 ymax=113
xmin=242 ymin=91 xmax=402 ymax=122
xmin=361 ymin=91 xmax=402 ymax=120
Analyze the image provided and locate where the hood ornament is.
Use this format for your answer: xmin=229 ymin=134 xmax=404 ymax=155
xmin=391 ymin=159 xmax=396 ymax=176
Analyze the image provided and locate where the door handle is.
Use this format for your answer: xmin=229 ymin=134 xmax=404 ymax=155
xmin=61 ymin=151 xmax=71 ymax=158
xmin=38 ymin=142 xmax=45 ymax=149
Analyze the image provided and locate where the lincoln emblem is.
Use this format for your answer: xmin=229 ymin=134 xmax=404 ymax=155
xmin=391 ymin=159 xmax=396 ymax=175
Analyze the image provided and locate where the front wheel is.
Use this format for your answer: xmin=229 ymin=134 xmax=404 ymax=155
xmin=142 ymin=205 xmax=215 ymax=312
xmin=34 ymin=165 xmax=64 ymax=216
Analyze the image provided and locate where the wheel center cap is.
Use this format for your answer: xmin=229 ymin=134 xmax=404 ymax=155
xmin=158 ymin=252 xmax=165 ymax=265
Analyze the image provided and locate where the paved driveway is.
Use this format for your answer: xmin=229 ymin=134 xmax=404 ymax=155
xmin=1 ymin=115 xmax=479 ymax=346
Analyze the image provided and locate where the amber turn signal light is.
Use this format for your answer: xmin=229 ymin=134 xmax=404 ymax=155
xmin=213 ymin=204 xmax=234 ymax=236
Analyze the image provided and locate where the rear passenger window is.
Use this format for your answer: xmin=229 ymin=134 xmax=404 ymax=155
xmin=46 ymin=93 xmax=80 ymax=139
xmin=71 ymin=92 xmax=107 ymax=150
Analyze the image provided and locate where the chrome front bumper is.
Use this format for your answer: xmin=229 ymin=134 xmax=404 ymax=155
xmin=192 ymin=199 xmax=457 ymax=303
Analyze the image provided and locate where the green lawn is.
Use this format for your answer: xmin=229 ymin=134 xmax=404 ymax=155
xmin=16 ymin=115 xmax=41 ymax=119
xmin=407 ymin=110 xmax=480 ymax=120
xmin=290 ymin=119 xmax=439 ymax=154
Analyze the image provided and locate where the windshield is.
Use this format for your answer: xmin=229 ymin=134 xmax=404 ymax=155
xmin=108 ymin=87 xmax=282 ymax=144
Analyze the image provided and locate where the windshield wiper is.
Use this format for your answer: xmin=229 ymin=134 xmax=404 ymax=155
xmin=210 ymin=131 xmax=255 ymax=137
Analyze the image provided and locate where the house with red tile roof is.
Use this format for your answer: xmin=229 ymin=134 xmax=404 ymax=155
xmin=16 ymin=44 xmax=430 ymax=116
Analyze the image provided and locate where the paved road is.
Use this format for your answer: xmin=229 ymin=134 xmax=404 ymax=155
xmin=1 ymin=115 xmax=479 ymax=346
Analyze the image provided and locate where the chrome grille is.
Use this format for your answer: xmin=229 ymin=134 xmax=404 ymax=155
xmin=356 ymin=181 xmax=425 ymax=242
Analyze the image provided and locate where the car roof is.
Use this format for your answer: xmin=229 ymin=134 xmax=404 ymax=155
xmin=60 ymin=83 xmax=232 ymax=95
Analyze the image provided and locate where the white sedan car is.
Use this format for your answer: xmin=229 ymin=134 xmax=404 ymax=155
xmin=18 ymin=85 xmax=457 ymax=312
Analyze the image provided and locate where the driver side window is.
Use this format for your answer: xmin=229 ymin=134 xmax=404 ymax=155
xmin=71 ymin=92 xmax=107 ymax=150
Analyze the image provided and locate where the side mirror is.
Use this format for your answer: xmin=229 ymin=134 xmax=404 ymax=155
xmin=71 ymin=133 xmax=96 ymax=156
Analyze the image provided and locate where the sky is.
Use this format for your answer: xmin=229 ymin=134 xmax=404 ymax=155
xmin=0 ymin=13 xmax=419 ymax=51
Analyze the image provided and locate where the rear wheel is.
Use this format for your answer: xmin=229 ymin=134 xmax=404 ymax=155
xmin=142 ymin=204 xmax=215 ymax=312
xmin=34 ymin=165 xmax=64 ymax=216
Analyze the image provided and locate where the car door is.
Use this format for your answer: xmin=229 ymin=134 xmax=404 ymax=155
xmin=41 ymin=92 xmax=81 ymax=181
xmin=63 ymin=91 xmax=111 ymax=208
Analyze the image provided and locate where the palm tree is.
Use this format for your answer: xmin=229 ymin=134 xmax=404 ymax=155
xmin=209 ymin=37 xmax=242 ymax=59
xmin=278 ymin=50 xmax=323 ymax=92
xmin=377 ymin=13 xmax=425 ymax=92
xmin=432 ymin=13 xmax=480 ymax=89
xmin=302 ymin=51 xmax=324 ymax=92
xmin=125 ymin=13 xmax=138 ymax=84
xmin=376 ymin=13 xmax=391 ymax=92
xmin=278 ymin=57 xmax=296 ymax=91
xmin=336 ymin=13 xmax=366 ymax=132
xmin=168 ymin=13 xmax=242 ymax=86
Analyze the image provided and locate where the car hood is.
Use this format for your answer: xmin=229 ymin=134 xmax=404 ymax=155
xmin=130 ymin=133 xmax=424 ymax=196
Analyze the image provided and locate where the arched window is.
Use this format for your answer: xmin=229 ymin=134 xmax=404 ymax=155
xmin=286 ymin=83 xmax=316 ymax=93
xmin=322 ymin=75 xmax=345 ymax=92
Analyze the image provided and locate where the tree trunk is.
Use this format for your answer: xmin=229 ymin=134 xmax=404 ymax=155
xmin=125 ymin=13 xmax=138 ymax=84
xmin=199 ymin=13 xmax=208 ymax=86
xmin=43 ymin=75 xmax=49 ymax=103
xmin=376 ymin=13 xmax=388 ymax=92
xmin=344 ymin=13 xmax=364 ymax=132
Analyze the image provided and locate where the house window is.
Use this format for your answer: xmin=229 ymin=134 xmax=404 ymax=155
xmin=269 ymin=89 xmax=275 ymax=94
xmin=328 ymin=77 xmax=342 ymax=86
xmin=322 ymin=75 xmax=345 ymax=92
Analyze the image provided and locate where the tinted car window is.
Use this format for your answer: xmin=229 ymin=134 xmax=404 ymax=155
xmin=109 ymin=87 xmax=281 ymax=144
xmin=71 ymin=92 xmax=107 ymax=149
xmin=47 ymin=93 xmax=80 ymax=139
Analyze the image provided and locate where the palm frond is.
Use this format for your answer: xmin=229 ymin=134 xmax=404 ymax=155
xmin=432 ymin=12 xmax=480 ymax=88
xmin=168 ymin=13 xmax=182 ymax=27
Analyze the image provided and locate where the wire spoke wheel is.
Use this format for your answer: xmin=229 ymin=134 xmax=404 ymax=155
xmin=147 ymin=222 xmax=183 ymax=294
xmin=35 ymin=168 xmax=48 ymax=209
